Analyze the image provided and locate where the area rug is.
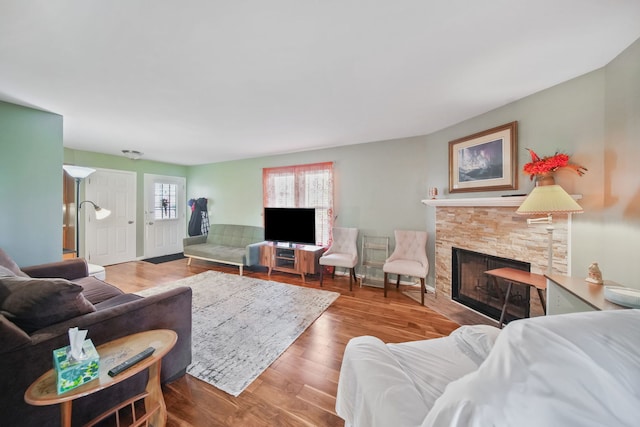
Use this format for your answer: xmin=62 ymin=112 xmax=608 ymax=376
xmin=135 ymin=271 xmax=340 ymax=396
xmin=141 ymin=252 xmax=186 ymax=264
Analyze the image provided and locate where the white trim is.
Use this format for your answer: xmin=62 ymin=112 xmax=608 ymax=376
xmin=421 ymin=195 xmax=582 ymax=208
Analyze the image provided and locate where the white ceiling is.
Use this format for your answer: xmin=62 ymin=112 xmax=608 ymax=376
xmin=1 ymin=1 xmax=640 ymax=166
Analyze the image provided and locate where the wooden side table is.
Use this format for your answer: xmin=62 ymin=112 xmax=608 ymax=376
xmin=25 ymin=329 xmax=177 ymax=427
xmin=485 ymin=268 xmax=547 ymax=328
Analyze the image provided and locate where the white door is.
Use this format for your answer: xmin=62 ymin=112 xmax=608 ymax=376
xmin=85 ymin=169 xmax=137 ymax=266
xmin=144 ymin=174 xmax=186 ymax=258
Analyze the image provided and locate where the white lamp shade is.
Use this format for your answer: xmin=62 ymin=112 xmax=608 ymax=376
xmin=516 ymin=184 xmax=583 ymax=215
xmin=95 ymin=207 xmax=111 ymax=220
xmin=63 ymin=165 xmax=96 ymax=179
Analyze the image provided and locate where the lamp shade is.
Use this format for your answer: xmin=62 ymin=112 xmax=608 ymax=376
xmin=79 ymin=201 xmax=111 ymax=220
xmin=94 ymin=207 xmax=111 ymax=220
xmin=516 ymin=184 xmax=583 ymax=215
xmin=63 ymin=165 xmax=96 ymax=179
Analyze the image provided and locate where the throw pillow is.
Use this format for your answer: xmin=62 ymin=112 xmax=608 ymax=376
xmin=0 ymin=276 xmax=96 ymax=333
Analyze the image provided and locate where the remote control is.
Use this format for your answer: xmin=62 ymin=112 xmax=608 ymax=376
xmin=108 ymin=347 xmax=155 ymax=377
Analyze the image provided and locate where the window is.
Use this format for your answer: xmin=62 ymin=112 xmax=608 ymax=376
xmin=154 ymin=183 xmax=177 ymax=220
xmin=263 ymin=162 xmax=334 ymax=246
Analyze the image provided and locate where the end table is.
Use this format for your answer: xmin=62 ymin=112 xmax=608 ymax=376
xmin=25 ymin=329 xmax=177 ymax=427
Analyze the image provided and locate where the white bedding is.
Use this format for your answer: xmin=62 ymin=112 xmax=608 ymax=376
xmin=335 ymin=325 xmax=500 ymax=427
xmin=423 ymin=309 xmax=640 ymax=427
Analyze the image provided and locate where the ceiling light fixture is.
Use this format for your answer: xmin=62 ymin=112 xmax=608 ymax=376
xmin=122 ymin=150 xmax=143 ymax=160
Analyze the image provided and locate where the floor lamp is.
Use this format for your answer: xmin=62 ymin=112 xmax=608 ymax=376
xmin=516 ymin=184 xmax=583 ymax=275
xmin=63 ymin=165 xmax=111 ymax=258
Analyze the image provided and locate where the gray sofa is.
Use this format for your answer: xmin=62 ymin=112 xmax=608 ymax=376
xmin=183 ymin=223 xmax=265 ymax=275
xmin=0 ymin=249 xmax=192 ymax=427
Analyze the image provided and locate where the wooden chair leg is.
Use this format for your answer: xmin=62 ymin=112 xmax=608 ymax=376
xmin=396 ymin=274 xmax=400 ymax=289
xmin=420 ymin=278 xmax=425 ymax=306
xmin=320 ymin=267 xmax=324 ymax=286
xmin=383 ymin=272 xmax=388 ymax=297
xmin=351 ymin=268 xmax=357 ymax=286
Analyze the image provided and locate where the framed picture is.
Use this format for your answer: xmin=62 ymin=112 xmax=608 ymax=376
xmin=449 ymin=121 xmax=518 ymax=193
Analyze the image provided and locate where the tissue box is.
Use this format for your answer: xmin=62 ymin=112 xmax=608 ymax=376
xmin=53 ymin=339 xmax=100 ymax=394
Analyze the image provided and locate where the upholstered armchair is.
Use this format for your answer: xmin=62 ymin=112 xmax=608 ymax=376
xmin=319 ymin=227 xmax=359 ymax=290
xmin=383 ymin=230 xmax=429 ymax=305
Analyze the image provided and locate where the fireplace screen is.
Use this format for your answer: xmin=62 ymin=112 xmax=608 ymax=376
xmin=452 ymin=247 xmax=531 ymax=323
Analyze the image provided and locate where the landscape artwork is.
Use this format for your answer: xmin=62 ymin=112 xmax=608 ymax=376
xmin=457 ymin=139 xmax=504 ymax=182
xmin=449 ymin=121 xmax=518 ymax=193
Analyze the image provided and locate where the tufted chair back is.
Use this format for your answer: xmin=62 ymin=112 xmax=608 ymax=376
xmin=382 ymin=230 xmax=429 ymax=305
xmin=325 ymin=227 xmax=359 ymax=259
xmin=319 ymin=227 xmax=359 ymax=290
xmin=386 ymin=230 xmax=428 ymax=268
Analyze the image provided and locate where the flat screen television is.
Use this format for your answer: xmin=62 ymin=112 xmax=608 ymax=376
xmin=264 ymin=207 xmax=316 ymax=245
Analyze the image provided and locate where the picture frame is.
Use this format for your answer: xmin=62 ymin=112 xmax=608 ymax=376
xmin=449 ymin=121 xmax=518 ymax=193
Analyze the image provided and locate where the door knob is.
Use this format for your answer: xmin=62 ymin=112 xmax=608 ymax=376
xmin=148 ymin=222 xmax=154 ymax=225
xmin=128 ymin=221 xmax=134 ymax=224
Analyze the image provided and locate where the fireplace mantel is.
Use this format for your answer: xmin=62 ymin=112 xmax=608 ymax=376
xmin=421 ymin=194 xmax=581 ymax=208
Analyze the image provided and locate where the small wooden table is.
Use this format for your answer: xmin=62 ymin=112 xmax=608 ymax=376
xmin=25 ymin=329 xmax=177 ymax=427
xmin=485 ymin=268 xmax=547 ymax=328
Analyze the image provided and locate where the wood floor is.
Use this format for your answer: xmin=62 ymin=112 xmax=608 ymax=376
xmin=104 ymin=259 xmax=493 ymax=426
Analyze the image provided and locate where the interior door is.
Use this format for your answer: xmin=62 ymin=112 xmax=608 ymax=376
xmin=85 ymin=169 xmax=137 ymax=266
xmin=144 ymin=174 xmax=186 ymax=258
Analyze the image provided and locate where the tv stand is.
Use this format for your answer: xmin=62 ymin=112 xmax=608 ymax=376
xmin=260 ymin=242 xmax=324 ymax=283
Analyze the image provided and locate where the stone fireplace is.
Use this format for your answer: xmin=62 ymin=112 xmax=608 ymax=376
xmin=423 ymin=196 xmax=577 ymax=318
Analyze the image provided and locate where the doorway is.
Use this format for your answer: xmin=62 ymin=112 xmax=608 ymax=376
xmin=84 ymin=169 xmax=137 ymax=265
xmin=144 ymin=174 xmax=186 ymax=258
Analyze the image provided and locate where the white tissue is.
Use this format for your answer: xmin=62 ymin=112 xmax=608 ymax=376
xmin=68 ymin=327 xmax=88 ymax=361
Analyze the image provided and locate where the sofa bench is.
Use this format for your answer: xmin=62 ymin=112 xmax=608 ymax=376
xmin=0 ymin=249 xmax=192 ymax=427
xmin=183 ymin=223 xmax=265 ymax=275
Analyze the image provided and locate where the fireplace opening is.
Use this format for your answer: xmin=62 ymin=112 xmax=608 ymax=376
xmin=452 ymin=247 xmax=531 ymax=323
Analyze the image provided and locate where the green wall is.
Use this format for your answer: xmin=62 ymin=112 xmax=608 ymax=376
xmin=0 ymin=101 xmax=63 ymax=266
xmin=187 ymin=70 xmax=607 ymax=286
xmin=599 ymin=38 xmax=640 ymax=284
xmin=63 ymin=149 xmax=188 ymax=257
xmin=188 ymin=138 xmax=429 ymax=238
xmin=189 ymin=37 xmax=640 ymax=288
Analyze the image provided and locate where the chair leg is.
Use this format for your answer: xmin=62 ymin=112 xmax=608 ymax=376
xmin=348 ymin=268 xmax=353 ymax=291
xmin=383 ymin=272 xmax=388 ymax=297
xmin=396 ymin=274 xmax=400 ymax=289
xmin=331 ymin=267 xmax=335 ymax=279
xmin=420 ymin=278 xmax=425 ymax=306
xmin=351 ymin=268 xmax=357 ymax=287
xmin=320 ymin=267 xmax=324 ymax=287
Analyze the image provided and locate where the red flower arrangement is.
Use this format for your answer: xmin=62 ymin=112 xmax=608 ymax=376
xmin=523 ymin=148 xmax=587 ymax=180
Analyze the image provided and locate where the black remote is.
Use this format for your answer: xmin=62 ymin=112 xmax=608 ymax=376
xmin=108 ymin=347 xmax=155 ymax=377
